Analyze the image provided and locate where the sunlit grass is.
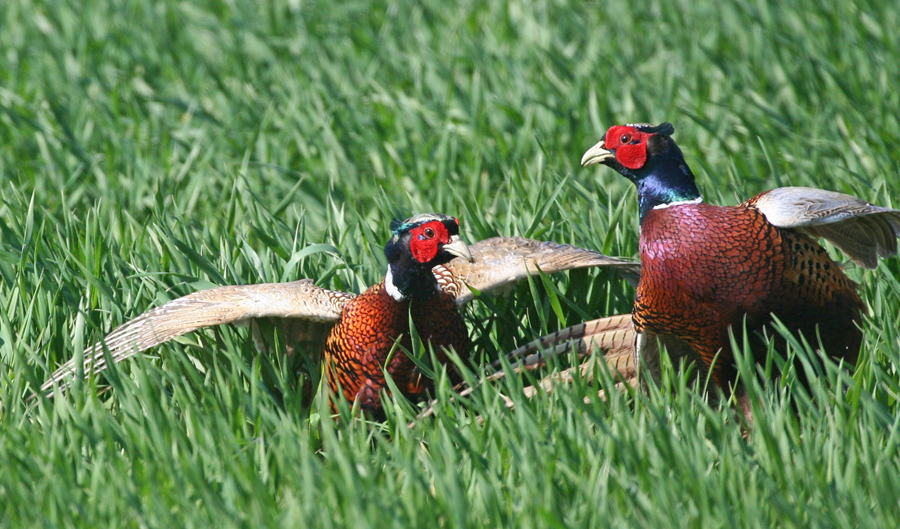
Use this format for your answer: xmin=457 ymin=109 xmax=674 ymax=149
xmin=2 ymin=0 xmax=899 ymax=525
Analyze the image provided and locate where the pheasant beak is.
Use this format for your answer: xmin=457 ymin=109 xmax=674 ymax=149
xmin=443 ymin=235 xmax=474 ymax=262
xmin=581 ymin=140 xmax=614 ymax=167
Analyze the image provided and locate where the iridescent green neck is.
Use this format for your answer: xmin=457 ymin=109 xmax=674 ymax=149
xmin=632 ymin=157 xmax=702 ymax=222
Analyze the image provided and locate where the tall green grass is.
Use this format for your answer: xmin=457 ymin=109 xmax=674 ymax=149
xmin=2 ymin=0 xmax=899 ymax=525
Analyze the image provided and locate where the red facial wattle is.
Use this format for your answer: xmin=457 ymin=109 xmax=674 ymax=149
xmin=604 ymin=125 xmax=651 ymax=170
xmin=409 ymin=220 xmax=451 ymax=263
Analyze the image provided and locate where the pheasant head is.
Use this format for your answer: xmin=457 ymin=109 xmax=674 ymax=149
xmin=581 ymin=122 xmax=702 ymax=222
xmin=384 ymin=213 xmax=473 ymax=300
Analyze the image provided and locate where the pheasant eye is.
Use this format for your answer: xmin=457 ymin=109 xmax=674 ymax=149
xmin=620 ymin=134 xmax=632 ymax=144
xmin=423 ymin=227 xmax=435 ymax=238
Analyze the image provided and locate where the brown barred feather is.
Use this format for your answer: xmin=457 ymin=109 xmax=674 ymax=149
xmin=41 ymin=280 xmax=354 ymax=396
xmin=40 ymin=236 xmax=637 ymax=416
xmin=582 ymin=123 xmax=900 ymax=412
xmin=635 ymin=202 xmax=863 ymax=387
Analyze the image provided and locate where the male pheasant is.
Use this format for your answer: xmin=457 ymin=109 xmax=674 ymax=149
xmin=580 ymin=122 xmax=900 ymax=397
xmin=42 ymin=213 xmax=639 ymax=416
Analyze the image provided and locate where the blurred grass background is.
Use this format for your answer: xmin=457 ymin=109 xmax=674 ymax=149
xmin=2 ymin=0 xmax=900 ymax=525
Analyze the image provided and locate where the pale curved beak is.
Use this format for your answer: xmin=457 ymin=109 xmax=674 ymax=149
xmin=443 ymin=235 xmax=474 ymax=262
xmin=581 ymin=140 xmax=613 ymax=167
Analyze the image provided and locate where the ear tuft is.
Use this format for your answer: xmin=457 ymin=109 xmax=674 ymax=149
xmin=647 ymin=122 xmax=674 ymax=136
xmin=653 ymin=122 xmax=675 ymax=136
xmin=629 ymin=122 xmax=675 ymax=136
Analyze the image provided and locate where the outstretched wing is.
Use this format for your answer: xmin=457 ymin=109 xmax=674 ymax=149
xmin=435 ymin=236 xmax=640 ymax=306
xmin=745 ymin=186 xmax=900 ymax=269
xmin=42 ymin=236 xmax=638 ymax=397
xmin=41 ymin=280 xmax=355 ymax=395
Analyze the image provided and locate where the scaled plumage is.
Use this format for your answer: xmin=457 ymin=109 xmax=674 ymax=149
xmin=322 ymin=277 xmax=468 ymax=413
xmin=581 ymin=122 xmax=900 ymax=393
xmin=41 ymin=222 xmax=639 ymax=416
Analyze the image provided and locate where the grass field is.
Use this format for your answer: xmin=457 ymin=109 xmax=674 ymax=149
xmin=2 ymin=0 xmax=900 ymax=525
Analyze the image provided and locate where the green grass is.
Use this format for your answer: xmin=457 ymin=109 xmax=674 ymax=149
xmin=2 ymin=0 xmax=900 ymax=525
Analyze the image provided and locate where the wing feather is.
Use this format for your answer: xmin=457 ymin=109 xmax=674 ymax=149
xmin=745 ymin=186 xmax=900 ymax=268
xmin=42 ymin=237 xmax=640 ymax=396
xmin=436 ymin=236 xmax=640 ymax=306
xmin=41 ymin=280 xmax=354 ymax=395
